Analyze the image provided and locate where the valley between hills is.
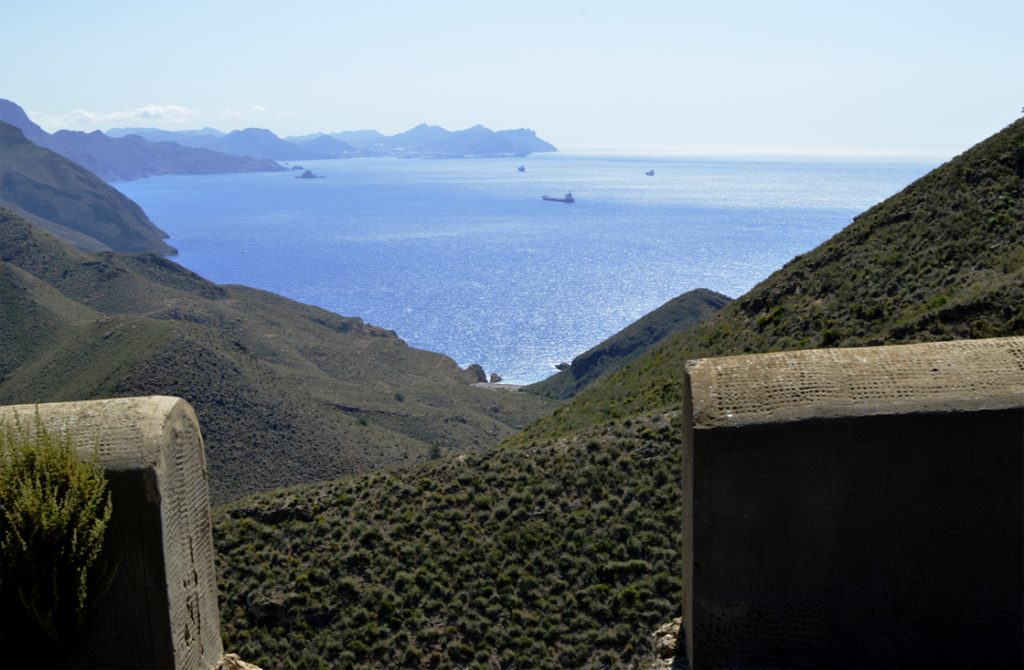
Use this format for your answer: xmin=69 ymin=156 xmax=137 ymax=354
xmin=1 ymin=108 xmax=1022 ymax=667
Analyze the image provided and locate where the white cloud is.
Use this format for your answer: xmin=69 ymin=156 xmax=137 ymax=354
xmin=222 ymin=104 xmax=268 ymax=119
xmin=38 ymin=104 xmax=201 ymax=130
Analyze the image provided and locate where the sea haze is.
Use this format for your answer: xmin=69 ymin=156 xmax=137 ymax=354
xmin=115 ymin=153 xmax=934 ymax=384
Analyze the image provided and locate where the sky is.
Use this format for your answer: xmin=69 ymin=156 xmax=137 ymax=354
xmin=3 ymin=0 xmax=1022 ymax=156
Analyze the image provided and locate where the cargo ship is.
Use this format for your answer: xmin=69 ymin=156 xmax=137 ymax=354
xmin=542 ymin=192 xmax=574 ymax=203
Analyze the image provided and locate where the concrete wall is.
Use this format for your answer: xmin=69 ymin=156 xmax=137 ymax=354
xmin=0 ymin=396 xmax=223 ymax=670
xmin=682 ymin=337 xmax=1024 ymax=669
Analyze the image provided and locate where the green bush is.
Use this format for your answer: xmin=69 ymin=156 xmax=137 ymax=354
xmin=0 ymin=417 xmax=112 ymax=652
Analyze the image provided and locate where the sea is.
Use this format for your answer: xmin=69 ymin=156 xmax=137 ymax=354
xmin=114 ymin=152 xmax=937 ymax=384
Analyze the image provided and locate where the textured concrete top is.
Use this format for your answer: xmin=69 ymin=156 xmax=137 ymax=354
xmin=0 ymin=395 xmax=202 ymax=473
xmin=686 ymin=336 xmax=1024 ymax=429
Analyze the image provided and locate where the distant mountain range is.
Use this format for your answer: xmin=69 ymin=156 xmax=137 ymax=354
xmin=0 ymin=99 xmax=285 ymax=182
xmin=107 ymin=126 xmax=358 ymax=161
xmin=111 ymin=121 xmax=557 ymax=159
xmin=2 ymin=99 xmax=557 ymax=181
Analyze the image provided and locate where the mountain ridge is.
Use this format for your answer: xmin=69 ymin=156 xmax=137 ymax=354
xmin=109 ymin=121 xmax=557 ymax=158
xmin=0 ymin=121 xmax=175 ymax=254
xmin=0 ymin=99 xmax=285 ymax=182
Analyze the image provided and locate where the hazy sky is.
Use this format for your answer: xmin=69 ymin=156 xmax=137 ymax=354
xmin=4 ymin=0 xmax=1021 ymax=155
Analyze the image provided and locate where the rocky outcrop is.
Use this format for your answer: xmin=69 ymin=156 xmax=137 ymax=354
xmin=641 ymin=618 xmax=686 ymax=670
xmin=464 ymin=363 xmax=487 ymax=383
xmin=216 ymin=654 xmax=264 ymax=670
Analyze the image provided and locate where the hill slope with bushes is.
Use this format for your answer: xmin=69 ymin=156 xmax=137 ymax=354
xmin=526 ymin=288 xmax=731 ymax=400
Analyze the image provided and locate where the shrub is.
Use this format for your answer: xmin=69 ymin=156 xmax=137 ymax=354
xmin=0 ymin=417 xmax=113 ymax=654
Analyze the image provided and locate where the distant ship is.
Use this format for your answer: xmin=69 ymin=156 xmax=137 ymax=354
xmin=646 ymin=169 xmax=655 ymax=176
xmin=295 ymin=169 xmax=325 ymax=179
xmin=518 ymin=165 xmax=526 ymax=172
xmin=542 ymin=192 xmax=575 ymax=203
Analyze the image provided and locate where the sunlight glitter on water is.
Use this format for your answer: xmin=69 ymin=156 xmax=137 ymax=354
xmin=117 ymin=154 xmax=934 ymax=383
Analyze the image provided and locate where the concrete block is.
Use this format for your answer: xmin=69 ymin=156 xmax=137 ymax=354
xmin=682 ymin=337 xmax=1024 ymax=668
xmin=0 ymin=396 xmax=223 ymax=669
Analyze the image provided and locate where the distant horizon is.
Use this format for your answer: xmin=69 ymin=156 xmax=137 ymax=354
xmin=558 ymin=145 xmax=955 ymax=161
xmin=22 ymin=106 xmax=1004 ymax=162
xmin=5 ymin=1 xmax=1021 ymax=158
xmin=25 ymin=112 xmax=964 ymax=162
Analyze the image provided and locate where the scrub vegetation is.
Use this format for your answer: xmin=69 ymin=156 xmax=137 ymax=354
xmin=215 ymin=414 xmax=682 ymax=669
xmin=0 ymin=418 xmax=112 ymax=664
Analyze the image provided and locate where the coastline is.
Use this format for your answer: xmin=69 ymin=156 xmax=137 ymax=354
xmin=472 ymin=382 xmax=525 ymax=392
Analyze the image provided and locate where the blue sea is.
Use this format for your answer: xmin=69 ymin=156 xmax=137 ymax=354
xmin=115 ymin=153 xmax=936 ymax=384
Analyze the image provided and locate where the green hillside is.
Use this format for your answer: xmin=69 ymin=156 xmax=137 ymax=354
xmin=0 ymin=121 xmax=175 ymax=254
xmin=212 ymin=118 xmax=1024 ymax=668
xmin=215 ymin=417 xmax=681 ymax=669
xmin=526 ymin=288 xmax=731 ymax=400
xmin=1 ymin=209 xmax=558 ymax=503
xmin=522 ymin=117 xmax=1024 ymax=442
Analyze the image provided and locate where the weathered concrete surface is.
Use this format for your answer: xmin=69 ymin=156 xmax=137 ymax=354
xmin=0 ymin=396 xmax=223 ymax=670
xmin=682 ymin=337 xmax=1024 ymax=669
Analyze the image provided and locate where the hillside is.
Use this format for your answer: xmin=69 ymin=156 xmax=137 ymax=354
xmin=0 ymin=209 xmax=559 ymax=503
xmin=0 ymin=99 xmax=285 ymax=181
xmin=0 ymin=121 xmax=175 ymax=254
xmin=416 ymin=125 xmax=557 ymax=157
xmin=206 ymin=128 xmax=326 ymax=161
xmin=46 ymin=130 xmax=287 ymax=182
xmin=291 ymin=134 xmax=358 ymax=158
xmin=110 ymin=126 xmax=358 ymax=160
xmin=0 ymin=98 xmax=50 ymax=144
xmin=521 ymin=117 xmax=1024 ymax=442
xmin=212 ymin=118 xmax=1024 ymax=668
xmin=328 ymin=129 xmax=387 ymax=146
xmin=215 ymin=417 xmax=682 ymax=669
xmin=107 ymin=126 xmax=227 ymax=144
xmin=527 ymin=288 xmax=731 ymax=399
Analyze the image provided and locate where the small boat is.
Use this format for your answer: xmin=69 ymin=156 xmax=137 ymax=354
xmin=542 ymin=192 xmax=575 ymax=203
xmin=517 ymin=165 xmax=526 ymax=172
xmin=295 ymin=169 xmax=324 ymax=179
xmin=645 ymin=169 xmax=655 ymax=176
